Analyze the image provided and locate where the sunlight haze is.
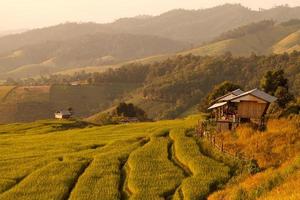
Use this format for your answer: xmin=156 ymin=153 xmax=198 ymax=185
xmin=0 ymin=0 xmax=300 ymax=31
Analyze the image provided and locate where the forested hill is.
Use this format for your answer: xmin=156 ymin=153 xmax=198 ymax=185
xmin=2 ymin=19 xmax=300 ymax=80
xmin=85 ymin=53 xmax=300 ymax=119
xmin=1 ymin=4 xmax=300 ymax=53
xmin=0 ymin=52 xmax=299 ymax=123
xmin=0 ymin=33 xmax=186 ymax=79
xmin=181 ymin=19 xmax=300 ymax=57
xmin=1 ymin=4 xmax=300 ymax=79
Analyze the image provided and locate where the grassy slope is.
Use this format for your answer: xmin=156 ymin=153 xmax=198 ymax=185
xmin=0 ymin=115 xmax=299 ymax=199
xmin=273 ymin=30 xmax=300 ymax=54
xmin=0 ymin=116 xmax=204 ymax=200
xmin=181 ymin=25 xmax=300 ymax=56
xmin=207 ymin=116 xmax=300 ymax=200
xmin=1 ymin=24 xmax=300 ymax=122
xmin=52 ymin=25 xmax=300 ymax=76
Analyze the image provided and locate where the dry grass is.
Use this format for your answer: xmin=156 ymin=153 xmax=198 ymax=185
xmin=208 ymin=116 xmax=300 ymax=200
xmin=219 ymin=116 xmax=300 ymax=168
xmin=208 ymin=155 xmax=300 ymax=200
xmin=258 ymin=170 xmax=300 ymax=200
xmin=0 ymin=114 xmax=297 ymax=199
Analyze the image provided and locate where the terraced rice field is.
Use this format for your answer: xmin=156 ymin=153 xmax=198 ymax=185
xmin=0 ymin=115 xmax=232 ymax=200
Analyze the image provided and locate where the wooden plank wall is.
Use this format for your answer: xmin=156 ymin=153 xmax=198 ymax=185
xmin=238 ymin=102 xmax=267 ymax=118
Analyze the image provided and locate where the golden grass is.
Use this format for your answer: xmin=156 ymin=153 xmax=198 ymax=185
xmin=258 ymin=170 xmax=300 ymax=200
xmin=0 ymin=115 xmax=202 ymax=199
xmin=0 ymin=158 xmax=89 ymax=200
xmin=273 ymin=30 xmax=300 ymax=54
xmin=170 ymin=129 xmax=230 ymax=200
xmin=127 ymin=135 xmax=185 ymax=199
xmin=0 ymin=114 xmax=297 ymax=199
xmin=69 ymin=139 xmax=145 ymax=200
xmin=219 ymin=116 xmax=300 ymax=169
xmin=208 ymin=155 xmax=300 ymax=200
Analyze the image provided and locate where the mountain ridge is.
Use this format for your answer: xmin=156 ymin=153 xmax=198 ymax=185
xmin=1 ymin=4 xmax=300 ymax=79
xmin=2 ymin=4 xmax=300 ymax=52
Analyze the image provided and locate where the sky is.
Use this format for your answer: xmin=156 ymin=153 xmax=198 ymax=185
xmin=0 ymin=0 xmax=300 ymax=31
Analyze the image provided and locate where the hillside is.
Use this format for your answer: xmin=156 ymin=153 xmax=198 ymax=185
xmin=0 ymin=52 xmax=299 ymax=123
xmin=0 ymin=84 xmax=140 ymax=123
xmin=273 ymin=30 xmax=300 ymax=53
xmin=0 ymin=33 xmax=186 ymax=79
xmin=207 ymin=116 xmax=300 ymax=200
xmin=60 ymin=20 xmax=300 ymax=77
xmin=0 ymin=115 xmax=298 ymax=199
xmin=87 ymin=53 xmax=300 ymax=120
xmin=4 ymin=18 xmax=300 ymax=79
xmin=1 ymin=5 xmax=300 ymax=78
xmin=1 ymin=4 xmax=300 ymax=53
xmin=181 ymin=20 xmax=300 ymax=56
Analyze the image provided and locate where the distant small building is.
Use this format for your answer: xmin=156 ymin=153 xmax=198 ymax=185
xmin=208 ymin=88 xmax=277 ymax=132
xmin=54 ymin=110 xmax=72 ymax=119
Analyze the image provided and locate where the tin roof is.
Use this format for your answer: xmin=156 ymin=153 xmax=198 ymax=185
xmin=217 ymin=89 xmax=245 ymax=102
xmin=208 ymin=102 xmax=227 ymax=110
xmin=229 ymin=88 xmax=277 ymax=103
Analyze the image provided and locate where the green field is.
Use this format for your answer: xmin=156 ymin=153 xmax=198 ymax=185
xmin=0 ymin=114 xmax=299 ymax=200
xmin=0 ymin=115 xmax=231 ymax=200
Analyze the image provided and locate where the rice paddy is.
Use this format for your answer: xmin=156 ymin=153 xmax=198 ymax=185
xmin=0 ymin=115 xmax=297 ymax=199
xmin=1 ymin=115 xmax=229 ymax=200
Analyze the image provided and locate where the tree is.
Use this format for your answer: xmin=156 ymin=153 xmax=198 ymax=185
xmin=207 ymin=81 xmax=242 ymax=103
xmin=199 ymin=81 xmax=242 ymax=111
xmin=260 ymin=70 xmax=288 ymax=95
xmin=115 ymin=102 xmax=147 ymax=120
xmin=274 ymin=87 xmax=294 ymax=108
xmin=260 ymin=70 xmax=294 ymax=108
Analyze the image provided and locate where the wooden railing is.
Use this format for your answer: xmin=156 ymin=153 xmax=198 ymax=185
xmin=195 ymin=120 xmax=249 ymax=162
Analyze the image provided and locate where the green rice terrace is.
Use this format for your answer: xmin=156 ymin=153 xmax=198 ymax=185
xmin=0 ymin=114 xmax=299 ymax=200
xmin=0 ymin=115 xmax=234 ymax=200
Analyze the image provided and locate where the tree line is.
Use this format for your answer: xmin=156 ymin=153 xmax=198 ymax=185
xmin=5 ymin=52 xmax=300 ymax=119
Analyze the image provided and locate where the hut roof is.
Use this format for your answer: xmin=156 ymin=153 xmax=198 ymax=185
xmin=217 ymin=89 xmax=245 ymax=102
xmin=229 ymin=88 xmax=277 ymax=103
xmin=208 ymin=102 xmax=227 ymax=110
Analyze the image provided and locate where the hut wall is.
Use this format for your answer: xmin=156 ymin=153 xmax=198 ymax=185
xmin=237 ymin=101 xmax=267 ymax=119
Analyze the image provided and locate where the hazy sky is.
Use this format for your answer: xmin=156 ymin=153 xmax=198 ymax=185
xmin=0 ymin=0 xmax=300 ymax=31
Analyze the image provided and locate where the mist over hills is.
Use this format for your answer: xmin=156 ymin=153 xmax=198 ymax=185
xmin=0 ymin=33 xmax=187 ymax=79
xmin=1 ymin=4 xmax=300 ymax=79
xmin=2 ymin=4 xmax=300 ymax=49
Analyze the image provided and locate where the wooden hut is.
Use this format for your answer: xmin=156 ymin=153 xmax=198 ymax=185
xmin=208 ymin=89 xmax=277 ymax=132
